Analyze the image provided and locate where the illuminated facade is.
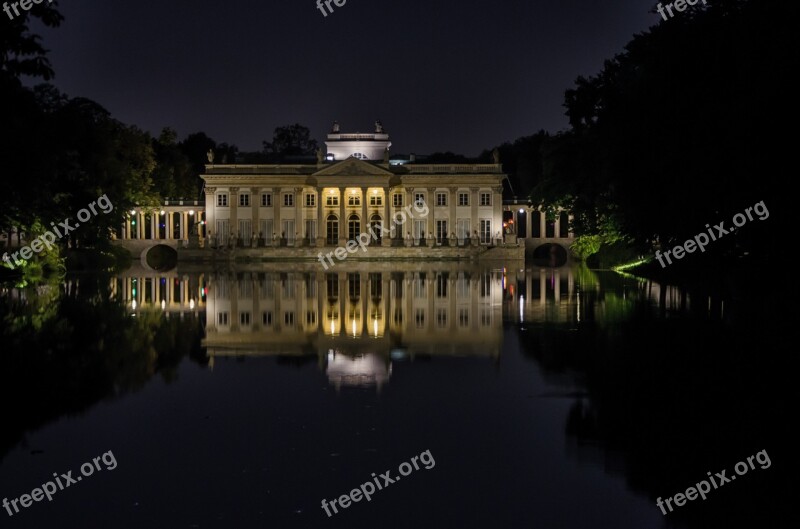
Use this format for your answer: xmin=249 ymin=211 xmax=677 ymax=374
xmin=201 ymin=123 xmax=506 ymax=248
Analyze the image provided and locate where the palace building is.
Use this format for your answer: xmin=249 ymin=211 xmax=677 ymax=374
xmin=200 ymin=121 xmax=506 ymax=248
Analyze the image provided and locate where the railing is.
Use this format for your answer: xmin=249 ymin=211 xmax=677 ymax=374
xmin=403 ymin=164 xmax=502 ymax=174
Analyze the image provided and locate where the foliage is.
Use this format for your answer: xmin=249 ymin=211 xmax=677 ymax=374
xmin=263 ymin=123 xmax=318 ymax=158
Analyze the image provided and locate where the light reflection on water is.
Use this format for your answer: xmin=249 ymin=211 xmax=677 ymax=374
xmin=1 ymin=262 xmax=740 ymax=529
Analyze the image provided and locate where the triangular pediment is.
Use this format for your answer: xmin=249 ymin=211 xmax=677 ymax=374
xmin=312 ymin=157 xmax=394 ymax=177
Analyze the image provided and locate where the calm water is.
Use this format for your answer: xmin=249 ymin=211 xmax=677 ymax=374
xmin=0 ymin=263 xmax=787 ymax=528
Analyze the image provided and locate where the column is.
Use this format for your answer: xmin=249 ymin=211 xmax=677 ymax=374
xmin=525 ymin=207 xmax=532 ymax=239
xmin=382 ymin=187 xmax=391 ymax=246
xmin=230 ymin=187 xmax=239 ymax=243
xmin=204 ymin=187 xmax=216 ymax=242
xmin=273 ymin=187 xmax=282 ymax=243
xmin=470 ymin=187 xmax=479 ymax=242
xmin=295 ymin=187 xmax=303 ymax=246
xmin=426 ymin=187 xmax=435 ymax=242
xmin=554 ymin=211 xmax=561 ymax=239
xmin=405 ymin=187 xmax=414 ymax=242
xmin=360 ymin=187 xmax=368 ymax=245
xmin=540 ymin=208 xmax=547 ymax=239
xmin=493 ymin=186 xmax=503 ymax=244
xmin=449 ymin=187 xmax=456 ymax=244
xmin=316 ymin=187 xmax=325 ymax=247
xmin=338 ymin=187 xmax=346 ymax=247
xmin=252 ymin=187 xmax=260 ymax=244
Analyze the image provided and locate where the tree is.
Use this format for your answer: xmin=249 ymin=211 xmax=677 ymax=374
xmin=152 ymin=128 xmax=195 ymax=199
xmin=263 ymin=124 xmax=318 ymax=158
xmin=535 ymin=0 xmax=793 ymax=260
xmin=0 ymin=1 xmax=63 ymax=81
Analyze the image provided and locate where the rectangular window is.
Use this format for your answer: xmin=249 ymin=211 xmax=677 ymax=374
xmin=217 ymin=194 xmax=228 ymax=207
xmin=305 ymin=220 xmax=317 ymax=240
xmin=326 ymin=195 xmax=339 ymax=207
xmin=458 ymin=308 xmax=469 ymax=327
xmin=284 ymin=193 xmax=294 ymax=207
xmin=480 ymin=219 xmax=492 ymax=243
xmin=305 ymin=193 xmax=316 ymax=207
xmin=261 ymin=193 xmax=272 ymax=207
xmin=414 ymin=193 xmax=425 ymax=206
xmin=348 ymin=195 xmax=361 ymax=206
xmin=326 ymin=274 xmax=339 ymax=299
xmin=457 ymin=219 xmax=470 ymax=241
xmin=436 ymin=193 xmax=447 ymax=207
xmin=436 ymin=308 xmax=447 ymax=328
xmin=393 ymin=194 xmax=403 ymax=207
xmin=415 ymin=308 xmax=426 ymax=328
xmin=240 ymin=311 xmax=251 ymax=326
xmin=458 ymin=192 xmax=469 ymax=206
xmin=481 ymin=274 xmax=492 ymax=297
xmin=436 ymin=220 xmax=448 ymax=243
xmin=306 ymin=311 xmax=317 ymax=325
xmin=239 ymin=193 xmax=250 ymax=207
xmin=436 ymin=274 xmax=448 ymax=297
xmin=480 ymin=193 xmax=491 ymax=206
xmin=369 ymin=195 xmax=383 ymax=206
xmin=217 ymin=312 xmax=229 ymax=326
xmin=413 ymin=220 xmax=426 ymax=243
xmin=238 ymin=219 xmax=252 ymax=243
xmin=262 ymin=311 xmax=273 ymax=326
xmin=284 ymin=312 xmax=295 ymax=326
xmin=348 ymin=273 xmax=361 ymax=299
xmin=260 ymin=219 xmax=273 ymax=242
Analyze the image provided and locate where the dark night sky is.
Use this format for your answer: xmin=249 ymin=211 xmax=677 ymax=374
xmin=32 ymin=0 xmax=656 ymax=155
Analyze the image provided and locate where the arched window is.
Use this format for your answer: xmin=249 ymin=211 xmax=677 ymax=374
xmin=348 ymin=214 xmax=361 ymax=242
xmin=326 ymin=214 xmax=338 ymax=245
xmin=370 ymin=214 xmax=382 ymax=243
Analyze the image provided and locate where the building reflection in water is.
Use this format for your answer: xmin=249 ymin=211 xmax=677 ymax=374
xmin=112 ymin=268 xmax=207 ymax=316
xmin=109 ymin=264 xmax=719 ymax=390
xmin=194 ymin=266 xmax=505 ymax=388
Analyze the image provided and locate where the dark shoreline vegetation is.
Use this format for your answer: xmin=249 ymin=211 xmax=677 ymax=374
xmin=1 ymin=0 xmax=790 ymax=281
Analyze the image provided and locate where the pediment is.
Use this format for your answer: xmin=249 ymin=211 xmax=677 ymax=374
xmin=312 ymin=157 xmax=394 ymax=177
